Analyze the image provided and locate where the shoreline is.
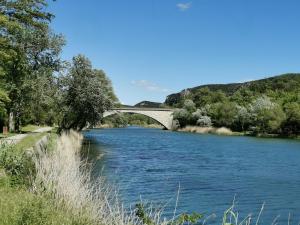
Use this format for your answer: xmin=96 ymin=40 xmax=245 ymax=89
xmin=94 ymin=124 xmax=299 ymax=140
xmin=96 ymin=124 xmax=164 ymax=129
xmin=177 ymin=126 xmax=300 ymax=140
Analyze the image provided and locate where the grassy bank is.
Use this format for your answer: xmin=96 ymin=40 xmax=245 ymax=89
xmin=21 ymin=124 xmax=42 ymax=133
xmin=0 ymin=131 xmax=88 ymax=225
xmin=0 ymin=131 xmax=144 ymax=225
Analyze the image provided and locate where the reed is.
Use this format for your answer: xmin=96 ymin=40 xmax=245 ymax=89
xmin=33 ymin=130 xmax=163 ymax=225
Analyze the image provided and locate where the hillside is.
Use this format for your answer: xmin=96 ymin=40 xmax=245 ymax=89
xmin=134 ymin=101 xmax=163 ymax=108
xmin=165 ymin=73 xmax=300 ymax=106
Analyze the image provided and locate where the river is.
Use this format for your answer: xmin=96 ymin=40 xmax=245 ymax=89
xmin=84 ymin=127 xmax=300 ymax=224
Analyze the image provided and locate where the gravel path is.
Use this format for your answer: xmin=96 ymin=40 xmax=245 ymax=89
xmin=0 ymin=127 xmax=53 ymax=145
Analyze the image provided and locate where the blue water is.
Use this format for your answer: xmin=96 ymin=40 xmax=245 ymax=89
xmin=84 ymin=127 xmax=300 ymax=224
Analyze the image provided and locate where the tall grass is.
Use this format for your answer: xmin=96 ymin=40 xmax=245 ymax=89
xmin=178 ymin=126 xmax=233 ymax=135
xmin=33 ymin=131 xmax=145 ymax=225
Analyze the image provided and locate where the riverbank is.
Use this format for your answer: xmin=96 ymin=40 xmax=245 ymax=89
xmin=0 ymin=130 xmax=98 ymax=225
xmin=98 ymin=123 xmax=163 ymax=129
xmin=177 ymin=126 xmax=235 ymax=135
xmin=0 ymin=130 xmax=167 ymax=225
xmin=177 ymin=125 xmax=300 ymax=139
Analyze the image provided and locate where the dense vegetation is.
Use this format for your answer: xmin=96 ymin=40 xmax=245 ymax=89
xmin=0 ymin=0 xmax=117 ymax=133
xmin=102 ymin=113 xmax=161 ymax=128
xmin=167 ymin=74 xmax=300 ymax=136
xmin=134 ymin=101 xmax=166 ymax=108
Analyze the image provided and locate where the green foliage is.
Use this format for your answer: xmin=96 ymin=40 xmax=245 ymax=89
xmin=135 ymin=203 xmax=203 ymax=225
xmin=0 ymin=0 xmax=118 ymax=133
xmin=0 ymin=186 xmax=93 ymax=225
xmin=59 ymin=55 xmax=117 ymax=131
xmin=249 ymin=97 xmax=286 ymax=134
xmin=173 ymin=108 xmax=191 ymax=127
xmin=168 ymin=75 xmax=300 ymax=136
xmin=0 ymin=143 xmax=34 ymax=187
xmin=135 ymin=203 xmax=154 ymax=225
xmin=0 ymin=88 xmax=10 ymax=127
xmin=234 ymin=106 xmax=251 ymax=131
xmin=165 ymin=74 xmax=300 ymax=107
xmin=0 ymin=0 xmax=65 ymax=131
xmin=282 ymin=102 xmax=300 ymax=135
xmin=135 ymin=101 xmax=165 ymax=108
xmin=102 ymin=113 xmax=129 ymax=128
xmin=102 ymin=113 xmax=161 ymax=128
xmin=209 ymin=101 xmax=237 ymax=128
xmin=0 ymin=133 xmax=46 ymax=186
xmin=127 ymin=114 xmax=160 ymax=126
xmin=174 ymin=212 xmax=203 ymax=225
xmin=20 ymin=124 xmax=41 ymax=133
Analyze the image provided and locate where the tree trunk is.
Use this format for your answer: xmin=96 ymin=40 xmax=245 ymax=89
xmin=9 ymin=111 xmax=15 ymax=132
xmin=15 ymin=111 xmax=20 ymax=133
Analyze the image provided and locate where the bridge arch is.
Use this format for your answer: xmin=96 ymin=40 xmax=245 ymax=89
xmin=103 ymin=108 xmax=174 ymax=130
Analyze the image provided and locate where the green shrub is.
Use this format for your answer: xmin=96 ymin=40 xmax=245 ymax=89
xmin=0 ymin=186 xmax=93 ymax=225
xmin=0 ymin=143 xmax=35 ymax=187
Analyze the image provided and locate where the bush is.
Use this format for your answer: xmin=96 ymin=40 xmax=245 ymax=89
xmin=282 ymin=102 xmax=300 ymax=135
xmin=196 ymin=116 xmax=212 ymax=127
xmin=0 ymin=186 xmax=92 ymax=225
xmin=0 ymin=143 xmax=35 ymax=187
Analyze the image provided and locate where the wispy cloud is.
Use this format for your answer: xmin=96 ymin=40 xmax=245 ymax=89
xmin=176 ymin=2 xmax=192 ymax=11
xmin=131 ymin=80 xmax=171 ymax=93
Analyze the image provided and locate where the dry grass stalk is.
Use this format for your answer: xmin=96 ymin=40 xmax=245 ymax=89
xmin=33 ymin=130 xmax=146 ymax=225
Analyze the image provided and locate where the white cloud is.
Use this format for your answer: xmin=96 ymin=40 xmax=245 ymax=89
xmin=176 ymin=2 xmax=192 ymax=11
xmin=131 ymin=80 xmax=171 ymax=93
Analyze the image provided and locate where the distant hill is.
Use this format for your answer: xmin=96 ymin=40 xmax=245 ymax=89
xmin=165 ymin=73 xmax=300 ymax=106
xmin=134 ymin=101 xmax=163 ymax=108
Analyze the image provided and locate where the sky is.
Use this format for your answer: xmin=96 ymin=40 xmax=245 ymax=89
xmin=48 ymin=0 xmax=300 ymax=105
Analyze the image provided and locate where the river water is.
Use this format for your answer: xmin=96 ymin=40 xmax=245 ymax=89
xmin=84 ymin=127 xmax=300 ymax=224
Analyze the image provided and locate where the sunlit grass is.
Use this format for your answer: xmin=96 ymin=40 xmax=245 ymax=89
xmin=0 ymin=182 xmax=93 ymax=225
xmin=0 ymin=132 xmax=16 ymax=139
xmin=21 ymin=124 xmax=41 ymax=133
xmin=14 ymin=133 xmax=48 ymax=152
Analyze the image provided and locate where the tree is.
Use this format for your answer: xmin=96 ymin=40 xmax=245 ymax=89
xmin=59 ymin=55 xmax=117 ymax=131
xmin=209 ymin=101 xmax=237 ymax=128
xmin=183 ymin=99 xmax=196 ymax=113
xmin=0 ymin=89 xmax=10 ymax=128
xmin=173 ymin=100 xmax=197 ymax=127
xmin=173 ymin=108 xmax=190 ymax=127
xmin=0 ymin=0 xmax=64 ymax=131
xmin=234 ymin=105 xmax=251 ymax=131
xmin=249 ymin=96 xmax=286 ymax=134
xmin=196 ymin=116 xmax=212 ymax=127
xmin=282 ymin=102 xmax=300 ymax=135
xmin=193 ymin=87 xmax=212 ymax=107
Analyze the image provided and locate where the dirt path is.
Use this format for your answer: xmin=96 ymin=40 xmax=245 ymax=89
xmin=0 ymin=127 xmax=52 ymax=145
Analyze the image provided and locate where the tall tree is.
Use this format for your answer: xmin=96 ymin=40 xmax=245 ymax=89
xmin=59 ymin=55 xmax=117 ymax=131
xmin=0 ymin=0 xmax=64 ymax=131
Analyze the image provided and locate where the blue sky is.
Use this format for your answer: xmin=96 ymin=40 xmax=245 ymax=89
xmin=48 ymin=0 xmax=300 ymax=105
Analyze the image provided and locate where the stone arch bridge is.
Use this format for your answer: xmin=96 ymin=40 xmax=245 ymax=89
xmin=103 ymin=108 xmax=174 ymax=130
